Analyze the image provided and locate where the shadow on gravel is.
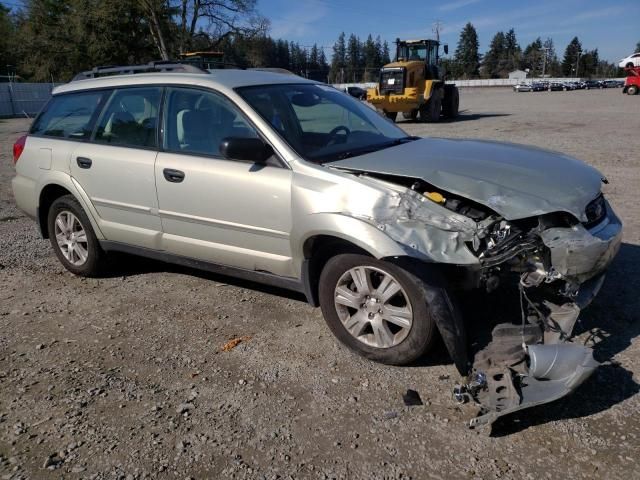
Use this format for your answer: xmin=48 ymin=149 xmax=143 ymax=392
xmin=400 ymin=111 xmax=511 ymax=124
xmin=441 ymin=112 xmax=512 ymax=123
xmin=101 ymin=252 xmax=309 ymax=303
xmin=490 ymin=242 xmax=640 ymax=436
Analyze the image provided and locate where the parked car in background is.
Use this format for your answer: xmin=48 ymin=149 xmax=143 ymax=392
xmin=513 ymin=83 xmax=532 ymax=92
xmin=548 ymin=82 xmax=564 ymax=91
xmin=619 ymin=52 xmax=640 ymax=68
xmin=584 ymin=80 xmax=602 ymax=89
xmin=603 ymin=80 xmax=621 ymax=88
xmin=344 ymin=86 xmax=367 ymax=100
xmin=531 ymin=82 xmax=546 ymax=91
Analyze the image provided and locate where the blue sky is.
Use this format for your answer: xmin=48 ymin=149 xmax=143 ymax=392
xmin=264 ymin=0 xmax=640 ymax=62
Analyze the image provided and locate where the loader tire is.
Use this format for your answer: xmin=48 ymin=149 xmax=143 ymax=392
xmin=384 ymin=111 xmax=398 ymax=122
xmin=442 ymin=86 xmax=459 ymax=119
xmin=419 ymin=89 xmax=442 ymax=123
xmin=402 ymin=110 xmax=418 ymax=121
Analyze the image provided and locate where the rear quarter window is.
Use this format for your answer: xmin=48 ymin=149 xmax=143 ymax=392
xmin=30 ymin=91 xmax=106 ymax=140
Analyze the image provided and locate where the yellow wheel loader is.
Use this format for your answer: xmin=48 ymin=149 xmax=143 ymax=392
xmin=367 ymin=39 xmax=459 ymax=122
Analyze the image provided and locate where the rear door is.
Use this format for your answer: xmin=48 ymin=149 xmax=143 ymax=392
xmin=154 ymin=87 xmax=294 ymax=277
xmin=69 ymin=86 xmax=163 ymax=249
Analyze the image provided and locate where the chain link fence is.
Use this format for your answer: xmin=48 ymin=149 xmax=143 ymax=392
xmin=0 ymin=83 xmax=61 ymax=118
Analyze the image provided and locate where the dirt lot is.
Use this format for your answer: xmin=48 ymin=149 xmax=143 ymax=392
xmin=1 ymin=87 xmax=639 ymax=479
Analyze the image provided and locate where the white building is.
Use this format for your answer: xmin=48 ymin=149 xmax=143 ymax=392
xmin=508 ymin=69 xmax=528 ymax=80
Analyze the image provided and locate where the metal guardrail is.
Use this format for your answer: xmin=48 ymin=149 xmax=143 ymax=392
xmin=0 ymin=83 xmax=62 ymax=118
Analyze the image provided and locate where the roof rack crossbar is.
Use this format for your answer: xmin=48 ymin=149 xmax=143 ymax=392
xmin=72 ymin=61 xmax=209 ymax=81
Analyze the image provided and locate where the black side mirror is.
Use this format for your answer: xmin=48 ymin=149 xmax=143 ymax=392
xmin=443 ymin=44 xmax=449 ymax=55
xmin=219 ymin=137 xmax=274 ymax=164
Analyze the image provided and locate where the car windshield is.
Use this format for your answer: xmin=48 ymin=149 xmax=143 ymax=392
xmin=236 ymin=83 xmax=412 ymax=163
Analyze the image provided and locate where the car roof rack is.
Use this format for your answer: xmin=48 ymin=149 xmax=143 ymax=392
xmin=72 ymin=61 xmax=209 ymax=81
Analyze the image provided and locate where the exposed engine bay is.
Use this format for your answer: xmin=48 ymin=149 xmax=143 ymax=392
xmin=350 ymin=171 xmax=623 ymax=428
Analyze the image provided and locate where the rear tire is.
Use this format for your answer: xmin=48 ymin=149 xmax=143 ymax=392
xmin=318 ymin=254 xmax=437 ymax=365
xmin=384 ymin=111 xmax=397 ymax=122
xmin=47 ymin=195 xmax=105 ymax=277
xmin=628 ymin=85 xmax=638 ymax=95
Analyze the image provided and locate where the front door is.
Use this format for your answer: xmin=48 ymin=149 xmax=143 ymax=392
xmin=155 ymin=87 xmax=294 ymax=277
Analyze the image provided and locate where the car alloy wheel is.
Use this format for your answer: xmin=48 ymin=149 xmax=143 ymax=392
xmin=54 ymin=210 xmax=89 ymax=266
xmin=333 ymin=266 xmax=413 ymax=349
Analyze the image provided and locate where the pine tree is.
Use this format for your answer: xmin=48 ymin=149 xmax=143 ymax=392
xmin=503 ymin=28 xmax=521 ymax=73
xmin=318 ymin=49 xmax=329 ymax=81
xmin=346 ymin=34 xmax=361 ymax=82
xmin=562 ymin=37 xmax=582 ymax=76
xmin=382 ymin=41 xmax=391 ymax=64
xmin=482 ymin=31 xmax=505 ymax=78
xmin=363 ymin=34 xmax=378 ymax=82
xmin=454 ymin=22 xmax=480 ymax=78
xmin=522 ymin=37 xmax=543 ymax=76
xmin=330 ymin=32 xmax=346 ymax=83
xmin=579 ymin=49 xmax=599 ymax=78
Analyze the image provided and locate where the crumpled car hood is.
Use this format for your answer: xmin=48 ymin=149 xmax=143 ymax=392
xmin=332 ymin=137 xmax=604 ymax=221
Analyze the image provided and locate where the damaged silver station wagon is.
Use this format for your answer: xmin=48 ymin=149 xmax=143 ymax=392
xmin=11 ymin=63 xmax=622 ymax=426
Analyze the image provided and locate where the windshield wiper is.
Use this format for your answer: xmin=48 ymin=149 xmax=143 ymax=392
xmin=331 ymin=136 xmax=419 ymax=161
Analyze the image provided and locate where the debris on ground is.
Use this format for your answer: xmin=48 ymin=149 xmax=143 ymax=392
xmin=402 ymin=389 xmax=424 ymax=406
xmin=221 ymin=335 xmax=252 ymax=352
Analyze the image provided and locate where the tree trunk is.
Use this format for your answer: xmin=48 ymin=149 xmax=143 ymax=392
xmin=143 ymin=0 xmax=170 ymax=60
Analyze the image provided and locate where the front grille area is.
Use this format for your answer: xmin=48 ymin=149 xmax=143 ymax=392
xmin=584 ymin=194 xmax=607 ymax=228
xmin=379 ymin=69 xmax=405 ymax=94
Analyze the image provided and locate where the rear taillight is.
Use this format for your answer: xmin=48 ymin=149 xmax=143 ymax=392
xmin=12 ymin=135 xmax=27 ymax=165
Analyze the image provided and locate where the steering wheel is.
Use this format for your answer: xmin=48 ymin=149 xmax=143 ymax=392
xmin=327 ymin=125 xmax=351 ymax=145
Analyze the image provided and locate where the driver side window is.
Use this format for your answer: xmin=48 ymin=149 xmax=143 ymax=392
xmin=163 ymin=87 xmax=258 ymax=157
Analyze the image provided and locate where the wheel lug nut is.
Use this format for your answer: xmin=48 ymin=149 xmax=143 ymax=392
xmin=368 ymin=313 xmax=374 ymax=319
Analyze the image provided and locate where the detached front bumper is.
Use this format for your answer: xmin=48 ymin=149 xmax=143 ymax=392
xmin=461 ymin=202 xmax=623 ymax=428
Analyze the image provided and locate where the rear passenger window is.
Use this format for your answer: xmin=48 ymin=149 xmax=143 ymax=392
xmin=163 ymin=87 xmax=258 ymax=157
xmin=30 ymin=91 xmax=105 ymax=139
xmin=94 ymin=87 xmax=162 ymax=148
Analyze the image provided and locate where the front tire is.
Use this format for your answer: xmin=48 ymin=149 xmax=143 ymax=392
xmin=627 ymin=85 xmax=638 ymax=95
xmin=47 ymin=195 xmax=105 ymax=277
xmin=318 ymin=254 xmax=437 ymax=365
xmin=420 ymin=89 xmax=442 ymax=122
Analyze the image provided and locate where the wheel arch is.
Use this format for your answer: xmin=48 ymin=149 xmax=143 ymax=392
xmin=36 ymin=174 xmax=104 ymax=240
xmin=38 ymin=184 xmax=73 ymax=238
xmin=301 ymin=234 xmax=377 ymax=308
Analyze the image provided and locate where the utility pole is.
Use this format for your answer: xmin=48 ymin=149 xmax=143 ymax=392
xmin=432 ymin=20 xmax=442 ymax=42
xmin=541 ymin=47 xmax=549 ymax=78
xmin=575 ymin=49 xmax=582 ymax=78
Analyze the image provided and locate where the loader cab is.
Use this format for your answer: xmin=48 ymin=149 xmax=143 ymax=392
xmin=395 ymin=40 xmax=440 ymax=66
xmin=392 ymin=39 xmax=443 ymax=83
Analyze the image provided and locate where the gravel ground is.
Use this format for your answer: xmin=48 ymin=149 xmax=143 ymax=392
xmin=1 ymin=87 xmax=639 ymax=479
